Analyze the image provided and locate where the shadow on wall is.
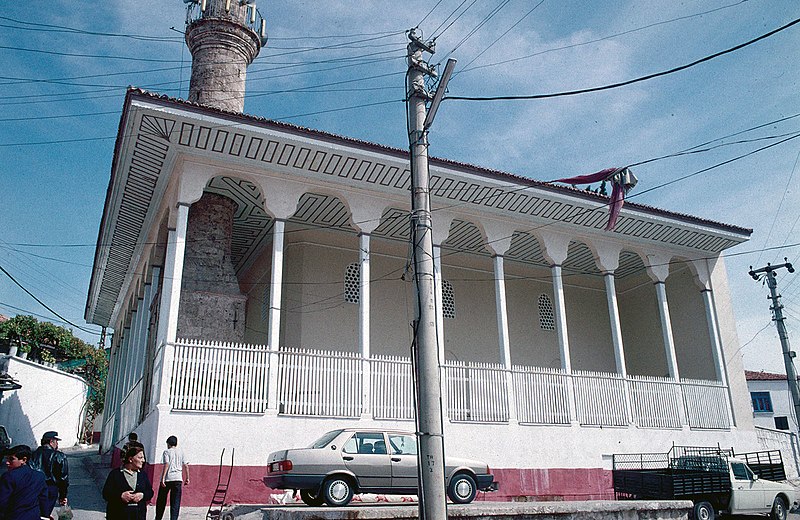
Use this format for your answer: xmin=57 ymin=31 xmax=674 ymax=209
xmin=0 ymin=392 xmax=37 ymax=447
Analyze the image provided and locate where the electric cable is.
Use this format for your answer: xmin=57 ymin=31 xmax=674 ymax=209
xmin=444 ymin=15 xmax=800 ymax=102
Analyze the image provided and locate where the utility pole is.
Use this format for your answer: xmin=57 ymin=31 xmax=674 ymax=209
xmin=749 ymin=259 xmax=799 ymax=431
xmin=406 ymin=29 xmax=455 ymax=520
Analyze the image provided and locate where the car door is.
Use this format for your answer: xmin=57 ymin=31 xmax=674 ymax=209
xmin=341 ymin=431 xmax=392 ymax=490
xmin=729 ymin=462 xmax=766 ymax=513
xmin=388 ymin=433 xmax=418 ymax=492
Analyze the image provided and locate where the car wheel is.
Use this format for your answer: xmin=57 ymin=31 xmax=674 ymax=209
xmin=322 ymin=476 xmax=354 ymax=507
xmin=300 ymin=489 xmax=324 ymax=507
xmin=771 ymin=496 xmax=788 ymax=520
xmin=692 ymin=501 xmax=715 ymax=520
xmin=447 ymin=473 xmax=477 ymax=504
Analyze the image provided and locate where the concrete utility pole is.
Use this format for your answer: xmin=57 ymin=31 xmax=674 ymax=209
xmin=405 ymin=29 xmax=455 ymax=520
xmin=749 ymin=259 xmax=799 ymax=431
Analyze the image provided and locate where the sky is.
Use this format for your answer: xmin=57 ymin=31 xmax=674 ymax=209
xmin=0 ymin=0 xmax=798 ymax=375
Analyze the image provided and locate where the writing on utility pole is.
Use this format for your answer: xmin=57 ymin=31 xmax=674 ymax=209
xmin=749 ymin=259 xmax=798 ymax=432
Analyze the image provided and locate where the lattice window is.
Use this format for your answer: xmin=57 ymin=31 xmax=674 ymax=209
xmin=442 ymin=280 xmax=455 ymax=319
xmin=538 ymin=294 xmax=555 ymax=331
xmin=345 ymin=263 xmax=360 ymax=304
xmin=261 ymin=283 xmax=270 ymax=322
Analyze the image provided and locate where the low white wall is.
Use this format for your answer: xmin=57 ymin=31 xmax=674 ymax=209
xmin=0 ymin=355 xmax=88 ymax=447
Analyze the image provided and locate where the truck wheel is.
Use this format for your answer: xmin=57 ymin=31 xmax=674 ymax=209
xmin=692 ymin=501 xmax=715 ymax=520
xmin=771 ymin=496 xmax=788 ymax=520
xmin=300 ymin=489 xmax=324 ymax=506
xmin=322 ymin=476 xmax=354 ymax=506
xmin=447 ymin=473 xmax=477 ymax=504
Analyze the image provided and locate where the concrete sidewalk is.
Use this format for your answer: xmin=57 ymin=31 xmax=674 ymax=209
xmin=64 ymin=445 xmax=263 ymax=520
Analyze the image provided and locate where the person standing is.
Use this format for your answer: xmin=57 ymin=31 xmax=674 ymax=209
xmin=0 ymin=445 xmax=48 ymax=520
xmin=29 ymin=431 xmax=69 ymax=516
xmin=102 ymin=444 xmax=153 ymax=520
xmin=155 ymin=436 xmax=189 ymax=520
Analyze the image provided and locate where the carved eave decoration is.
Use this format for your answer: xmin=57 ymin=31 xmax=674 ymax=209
xmin=85 ymin=88 xmax=752 ymax=327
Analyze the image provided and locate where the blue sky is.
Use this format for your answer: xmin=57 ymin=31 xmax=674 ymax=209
xmin=1 ymin=1 xmax=798 ymax=374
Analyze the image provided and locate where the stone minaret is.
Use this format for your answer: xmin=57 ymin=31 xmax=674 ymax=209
xmin=184 ymin=0 xmax=265 ymax=112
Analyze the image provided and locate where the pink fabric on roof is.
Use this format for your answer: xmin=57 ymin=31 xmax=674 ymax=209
xmin=552 ymin=167 xmax=634 ymax=231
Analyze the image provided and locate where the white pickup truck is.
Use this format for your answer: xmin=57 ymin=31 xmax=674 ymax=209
xmin=613 ymin=447 xmax=798 ymax=520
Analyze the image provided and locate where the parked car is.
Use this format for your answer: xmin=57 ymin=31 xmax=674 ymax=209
xmin=264 ymin=428 xmax=498 ymax=506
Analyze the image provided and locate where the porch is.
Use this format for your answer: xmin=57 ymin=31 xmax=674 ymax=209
xmin=109 ymin=339 xmax=731 ymax=441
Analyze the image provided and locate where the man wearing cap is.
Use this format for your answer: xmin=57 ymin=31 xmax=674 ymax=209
xmin=29 ymin=431 xmax=69 ymax=515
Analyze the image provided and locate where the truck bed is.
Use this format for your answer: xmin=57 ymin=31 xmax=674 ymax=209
xmin=613 ymin=467 xmax=731 ymax=500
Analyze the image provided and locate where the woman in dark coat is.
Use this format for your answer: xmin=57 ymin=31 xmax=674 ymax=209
xmin=102 ymin=445 xmax=154 ymax=520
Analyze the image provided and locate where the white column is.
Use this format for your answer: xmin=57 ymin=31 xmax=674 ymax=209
xmin=155 ymin=203 xmax=189 ymax=408
xmin=551 ymin=265 xmax=576 ymax=423
xmin=433 ymin=245 xmax=447 ymax=417
xmin=137 ymin=275 xmax=156 ymax=381
xmin=494 ymin=255 xmax=516 ymax=423
xmin=359 ymin=232 xmax=372 ymax=419
xmin=266 ymin=219 xmax=286 ymax=413
xmin=604 ymin=274 xmax=627 ymax=376
xmin=702 ymin=288 xmax=735 ymax=426
xmin=654 ymin=282 xmax=680 ymax=380
xmin=124 ymin=311 xmax=137 ymax=393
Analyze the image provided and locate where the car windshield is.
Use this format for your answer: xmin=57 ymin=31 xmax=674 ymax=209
xmin=309 ymin=429 xmax=342 ymax=449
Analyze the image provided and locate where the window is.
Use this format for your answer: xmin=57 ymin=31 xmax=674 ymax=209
xmin=344 ymin=263 xmax=360 ymax=304
xmin=538 ymin=294 xmax=555 ymax=331
xmin=775 ymin=416 xmax=790 ymax=430
xmin=731 ymin=462 xmax=751 ymax=481
xmin=751 ymin=391 xmax=773 ymax=413
xmin=388 ymin=434 xmax=417 ymax=455
xmin=442 ymin=280 xmax=455 ymax=319
xmin=342 ymin=432 xmax=385 ymax=455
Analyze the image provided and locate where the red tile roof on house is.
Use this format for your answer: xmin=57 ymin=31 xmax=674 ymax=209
xmin=745 ymin=370 xmax=790 ymax=380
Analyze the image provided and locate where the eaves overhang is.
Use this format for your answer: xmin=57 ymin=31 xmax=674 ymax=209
xmin=85 ymin=88 xmax=753 ymax=327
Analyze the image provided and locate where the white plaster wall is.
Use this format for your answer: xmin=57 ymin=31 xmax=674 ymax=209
xmin=619 ymin=280 xmax=669 ymax=377
xmin=148 ymin=410 xmax=760 ymax=470
xmin=667 ymin=265 xmax=714 ymax=379
xmin=369 ymin=243 xmax=416 ymax=357
xmin=746 ymin=379 xmax=798 ymax=431
xmin=504 ymin=262 xmax=560 ymax=368
xmin=0 ymin=356 xmax=88 ymax=447
xmin=564 ymin=281 xmax=615 ymax=372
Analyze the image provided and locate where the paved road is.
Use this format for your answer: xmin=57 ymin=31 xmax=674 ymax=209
xmin=62 ymin=445 xmax=800 ymax=519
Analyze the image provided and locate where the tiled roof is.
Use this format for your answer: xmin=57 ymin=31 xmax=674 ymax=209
xmin=745 ymin=370 xmax=791 ymax=381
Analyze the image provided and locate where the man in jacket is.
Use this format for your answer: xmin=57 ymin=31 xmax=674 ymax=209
xmin=0 ymin=444 xmax=48 ymax=520
xmin=29 ymin=431 xmax=69 ymax=516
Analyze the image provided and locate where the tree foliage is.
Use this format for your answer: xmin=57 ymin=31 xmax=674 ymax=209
xmin=0 ymin=315 xmax=108 ymax=414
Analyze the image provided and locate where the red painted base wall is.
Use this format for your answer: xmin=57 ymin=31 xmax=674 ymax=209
xmin=125 ymin=464 xmax=614 ymax=507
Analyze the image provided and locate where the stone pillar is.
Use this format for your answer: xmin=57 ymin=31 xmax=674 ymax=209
xmin=266 ymin=219 xmax=286 ymax=413
xmin=359 ymin=232 xmax=372 ymax=419
xmin=178 ymin=192 xmax=247 ymax=342
xmin=185 ymin=0 xmax=262 ymax=112
xmin=604 ymin=274 xmax=627 ymax=377
xmin=494 ymin=254 xmax=517 ymax=423
xmin=551 ymin=265 xmax=577 ymax=423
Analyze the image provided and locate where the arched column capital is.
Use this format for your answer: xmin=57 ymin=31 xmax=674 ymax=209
xmin=645 ymin=253 xmax=672 ymax=283
xmin=481 ymin=219 xmax=516 ymax=256
xmin=588 ymin=241 xmax=623 ymax=274
xmin=689 ymin=257 xmax=715 ymax=290
xmin=431 ymin=211 xmax=457 ymax=246
xmin=539 ymin=231 xmax=571 ymax=266
xmin=255 ymin=177 xmax=307 ymax=220
xmin=343 ymin=193 xmax=389 ymax=235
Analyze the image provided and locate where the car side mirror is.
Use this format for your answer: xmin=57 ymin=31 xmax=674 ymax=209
xmin=331 ymin=445 xmax=336 ymax=450
xmin=752 ymin=475 xmax=759 ymax=481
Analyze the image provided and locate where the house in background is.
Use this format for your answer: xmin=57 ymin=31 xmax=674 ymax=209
xmin=86 ymin=0 xmax=760 ymax=505
xmin=745 ymin=370 xmax=800 ymax=479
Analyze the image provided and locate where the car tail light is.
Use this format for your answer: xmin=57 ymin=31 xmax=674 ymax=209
xmin=270 ymin=460 xmax=293 ymax=472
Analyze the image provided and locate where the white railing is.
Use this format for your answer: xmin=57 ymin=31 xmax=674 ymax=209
xmin=170 ymin=339 xmax=270 ymax=413
xmin=572 ymin=369 xmax=629 ymax=426
xmin=444 ymin=361 xmax=509 ymax=422
xmin=157 ymin=342 xmax=732 ymax=430
xmin=371 ymin=354 xmax=414 ymax=420
xmin=513 ymin=365 xmax=570 ymax=424
xmin=628 ymin=374 xmax=683 ymax=429
xmin=277 ymin=347 xmax=362 ymax=417
xmin=681 ymin=377 xmax=731 ymax=429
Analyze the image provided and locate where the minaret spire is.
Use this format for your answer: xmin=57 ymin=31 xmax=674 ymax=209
xmin=183 ymin=0 xmax=267 ymax=112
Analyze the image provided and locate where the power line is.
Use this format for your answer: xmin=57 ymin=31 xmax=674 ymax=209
xmin=444 ymin=15 xmax=800 ymax=102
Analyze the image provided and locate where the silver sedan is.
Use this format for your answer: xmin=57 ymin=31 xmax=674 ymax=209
xmin=264 ymin=428 xmax=498 ymax=506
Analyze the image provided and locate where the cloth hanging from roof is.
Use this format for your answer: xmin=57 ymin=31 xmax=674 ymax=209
xmin=552 ymin=167 xmax=637 ymax=231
